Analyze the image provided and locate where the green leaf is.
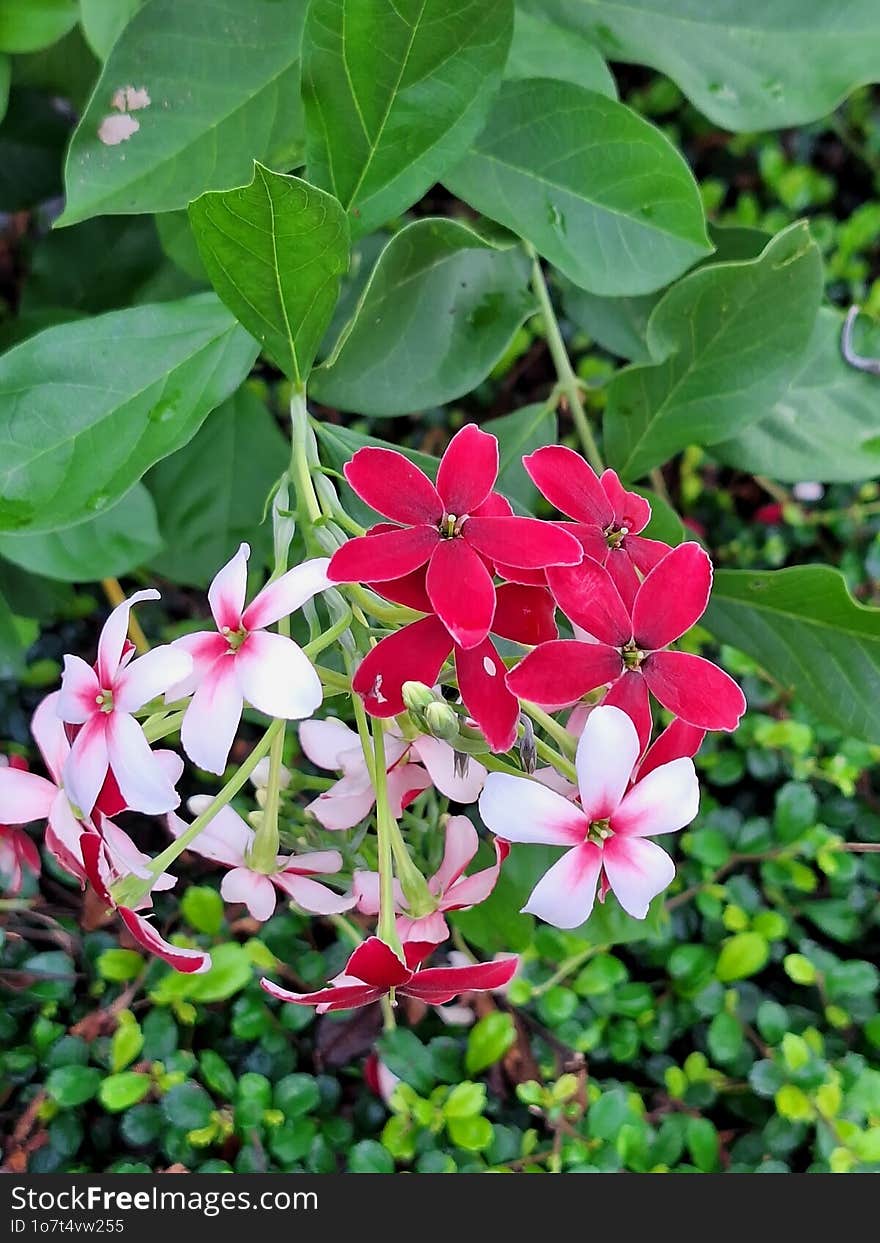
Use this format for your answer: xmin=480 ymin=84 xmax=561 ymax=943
xmin=484 ymin=403 xmax=557 ymax=511
xmin=189 ymin=164 xmax=349 ymax=385
xmin=377 ymin=1030 xmax=435 ymax=1095
xmin=446 ymin=1114 xmax=493 ymax=1151
xmin=312 ymin=217 xmax=535 ymax=415
xmin=97 ymin=948 xmax=144 ymax=983
xmin=302 ymin=0 xmax=513 ymax=238
xmin=348 ymin=1140 xmax=394 ymax=1173
xmin=603 ymin=222 xmax=823 ymax=481
xmin=151 ymin=943 xmax=254 ymax=1005
xmin=0 ymin=52 xmax=9 ymax=123
xmin=714 ymin=308 xmax=880 ymax=483
xmin=505 ymin=7 xmax=616 ymax=96
xmin=705 ymin=565 xmax=880 ymax=743
xmin=686 ymin=1115 xmax=719 ymax=1172
xmin=180 ymin=886 xmax=224 ymax=937
xmin=465 ymin=1013 xmax=516 ymax=1075
xmin=146 ymin=384 xmax=286 ymax=589
xmin=155 ymin=211 xmax=207 ymax=281
xmin=716 ymin=932 xmax=769 ymax=982
xmin=46 ymin=1065 xmax=102 ymax=1108
xmin=0 ymin=293 xmax=258 ymax=534
xmin=0 ymin=87 xmax=68 ymax=211
xmin=545 ymin=0 xmax=880 ymax=131
xmin=444 ymin=78 xmax=710 ymax=296
xmin=0 ymin=484 xmax=162 ymax=581
xmin=445 ymin=1081 xmax=487 ymax=1118
xmin=0 ymin=588 xmax=27 ymax=678
xmin=634 ymin=486 xmax=685 ymax=546
xmin=0 ymin=0 xmax=77 ymax=53
xmin=79 ymin=0 xmax=143 ymax=59
xmin=110 ymin=1017 xmax=144 ymax=1073
xmin=59 ymin=0 xmax=307 ymax=225
xmin=161 ymin=1080 xmax=213 ymax=1130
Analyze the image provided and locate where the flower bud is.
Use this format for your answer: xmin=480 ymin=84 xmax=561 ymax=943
xmin=402 ymin=681 xmax=436 ymax=713
xmin=519 ymin=714 xmax=537 ymax=774
xmin=424 ymin=700 xmax=460 ymax=742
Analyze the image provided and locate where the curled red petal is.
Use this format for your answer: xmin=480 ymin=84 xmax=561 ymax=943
xmin=119 ymin=908 xmax=211 ymax=974
xmin=261 ymin=977 xmax=383 ymax=1011
xmin=402 ymin=956 xmax=518 ymax=1002
xmin=455 ymin=638 xmax=520 ymax=753
xmin=346 ymin=936 xmax=413 ymax=988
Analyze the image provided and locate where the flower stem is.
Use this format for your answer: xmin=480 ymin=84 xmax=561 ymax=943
xmin=290 ymin=389 xmax=322 ymax=526
xmin=371 ymin=721 xmax=404 ymax=958
xmin=528 ymin=245 xmax=604 ymax=473
xmin=522 ymin=701 xmax=577 ymax=759
xmin=532 ymin=736 xmax=577 ymax=783
xmin=248 ymin=722 xmax=285 ymax=873
xmin=302 ymin=606 xmax=353 ymax=660
xmin=143 ymin=710 xmax=186 ymax=744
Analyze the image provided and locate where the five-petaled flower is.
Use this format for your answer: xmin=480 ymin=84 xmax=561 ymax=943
xmin=327 ymin=423 xmax=582 ymax=650
xmin=167 ymin=544 xmax=331 ymax=775
xmin=58 ymin=590 xmax=192 ymax=818
xmin=260 ymin=935 xmax=518 ymax=1013
xmin=168 ymin=799 xmax=355 ymax=921
xmin=479 ymin=705 xmax=699 ymax=927
xmin=507 ymin=542 xmax=746 ymax=748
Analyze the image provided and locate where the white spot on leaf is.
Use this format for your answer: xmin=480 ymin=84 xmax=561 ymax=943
xmin=98 ymin=114 xmax=140 ymax=145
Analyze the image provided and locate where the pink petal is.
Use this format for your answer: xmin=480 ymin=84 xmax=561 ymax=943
xmin=180 ymin=656 xmax=243 ymax=775
xmin=397 ymin=911 xmax=449 ymax=945
xmin=522 ymin=842 xmax=603 ymax=929
xmin=165 ymin=631 xmax=229 ymax=700
xmin=574 ymin=704 xmax=640 ymax=821
xmin=344 ymin=447 xmax=443 ymax=525
xmin=643 ymin=651 xmax=746 ymax=731
xmin=409 ymin=735 xmax=487 ymax=803
xmin=242 ymin=557 xmax=331 ymax=631
xmin=0 ymin=765 xmax=56 ymax=823
xmin=368 ymin=565 xmax=432 ymax=612
xmin=114 ymin=645 xmax=193 ymax=713
xmin=478 ymin=773 xmax=589 ymax=845
xmin=46 ymin=791 xmax=88 ymax=882
xmin=273 ymin=872 xmax=355 ymax=915
xmin=603 ymin=670 xmax=652 ymax=757
xmin=306 ymin=774 xmax=377 ymax=831
xmin=431 ymin=815 xmax=479 ymax=892
xmin=601 ymin=836 xmax=675 ymax=919
xmin=280 ymin=848 xmax=344 ymax=876
xmin=612 ymin=756 xmax=699 ymax=838
xmin=547 ymin=559 xmax=632 ymax=647
xmin=455 ymin=637 xmax=520 ymax=752
xmin=106 ymin=712 xmax=181 ymax=814
xmin=63 ymin=715 xmax=110 ymax=817
xmin=299 ymin=717 xmax=362 ymax=771
xmin=101 ymin=819 xmax=174 ymax=893
xmin=491 ymin=583 xmax=558 ymax=645
xmin=632 ymin=542 xmax=712 ymax=650
xmin=260 ymin=976 xmax=383 ymax=1011
xmin=235 ymin=631 xmax=323 ymax=720
xmin=346 ymin=936 xmax=412 ymax=988
xmin=30 ymin=691 xmax=68 ymax=785
xmin=626 ymin=533 xmax=672 ymax=576
xmin=638 ymin=719 xmax=705 ymax=780
xmin=443 ymin=837 xmax=509 ymax=910
xmin=523 ymin=446 xmax=613 ymax=526
xmin=386 ymin=761 xmax=432 ymax=816
xmin=401 ymin=955 xmax=518 ymax=1002
xmin=600 ymin=469 xmax=651 ymax=533
xmin=119 ymin=908 xmax=212 ymax=973
xmin=221 ymin=867 xmax=277 ymax=921
xmin=171 ymin=799 xmax=251 ymax=866
xmin=426 ymin=538 xmax=496 ymax=650
xmin=352 ymin=869 xmax=382 ymax=915
xmin=464 ymin=516 xmax=582 ymax=570
xmin=329 ymin=525 xmax=438 ymax=583
xmin=352 ymin=616 xmax=453 ymax=718
xmin=58 ymin=655 xmax=100 ymax=724
xmin=435 ymin=423 xmax=498 ymax=515
xmin=506 ymin=640 xmax=623 ymax=709
xmin=208 ymin=542 xmax=249 ymax=631
xmin=97 ymin=588 xmax=159 ymax=687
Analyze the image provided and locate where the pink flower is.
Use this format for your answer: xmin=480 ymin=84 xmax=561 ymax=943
xmin=327 ymin=423 xmax=582 ymax=650
xmin=57 ymin=590 xmax=191 ymax=817
xmin=0 ymin=757 xmax=41 ymax=894
xmin=260 ymin=934 xmax=519 ymax=1014
xmin=522 ymin=446 xmax=671 ymax=607
xmin=167 ymin=799 xmax=355 ymax=921
xmin=298 ymin=717 xmax=486 ymax=831
xmin=168 ymin=545 xmax=331 ymax=775
xmin=352 ymin=815 xmax=508 ymax=945
xmin=507 ymin=542 xmax=746 ymax=746
xmin=478 ymin=705 xmax=699 ymax=927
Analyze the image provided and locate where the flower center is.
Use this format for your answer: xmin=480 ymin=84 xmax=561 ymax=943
xmin=604 ymin=524 xmax=629 ymax=550
xmin=587 ymin=817 xmax=612 ymax=846
xmin=439 ymin=512 xmax=468 ymax=538
xmin=94 ymin=689 xmax=114 ymax=713
xmin=622 ymin=643 xmax=644 ymax=670
xmin=221 ymin=624 xmax=248 ymax=652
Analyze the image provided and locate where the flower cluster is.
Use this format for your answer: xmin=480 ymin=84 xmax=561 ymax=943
xmin=1 ymin=425 xmax=744 ymax=1016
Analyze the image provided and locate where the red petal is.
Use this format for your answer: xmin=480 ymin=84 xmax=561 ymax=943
xmin=455 ymin=639 xmax=520 ymax=753
xmin=426 ymin=539 xmax=496 ymax=650
xmin=472 ymin=491 xmax=513 ymax=518
xmin=523 ymin=445 xmax=613 ymax=526
xmin=403 ymin=940 xmax=440 ymax=969
xmin=643 ymin=651 xmax=746 ymax=731
xmin=464 ymin=516 xmax=582 ymax=570
xmin=639 ymin=718 xmax=706 ymax=780
xmin=436 ymin=423 xmax=498 ymax=514
xmin=564 ymin=522 xmax=609 ymax=564
xmin=402 ymin=956 xmax=518 ymax=1002
xmin=94 ymin=769 xmax=126 ymax=819
xmin=492 ymin=583 xmax=558 ymax=645
xmin=261 ymin=977 xmax=383 ymax=1011
xmin=506 ymin=640 xmax=623 ymax=708
xmin=329 ymin=525 xmax=438 ymax=583
xmin=605 ymin=550 xmax=641 ymax=612
xmin=80 ymin=832 xmax=112 ymax=905
xmin=119 ymin=908 xmax=211 ymax=974
xmin=344 ymin=447 xmax=443 ymax=524
xmin=600 ymin=470 xmax=651 ymax=534
xmin=632 ymin=542 xmax=712 ymax=649
xmin=492 ymin=563 xmax=547 ymax=586
xmin=368 ymin=566 xmax=431 ymax=613
xmin=625 ymin=534 xmax=672 ymax=575
xmin=352 ymin=617 xmax=453 ymax=717
xmin=547 ymin=559 xmax=632 ymax=647
xmin=603 ymin=671 xmax=652 ymax=756
xmin=346 ymin=936 xmax=413 ymax=988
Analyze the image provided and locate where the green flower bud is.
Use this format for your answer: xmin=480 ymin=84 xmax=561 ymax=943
xmin=402 ymin=681 xmax=436 ymax=712
xmin=424 ymin=700 xmax=460 ymax=742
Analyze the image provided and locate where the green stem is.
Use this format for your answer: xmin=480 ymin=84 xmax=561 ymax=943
xmin=522 ymin=701 xmax=577 ymax=759
xmin=315 ymin=664 xmax=351 ymax=693
xmin=143 ymin=710 xmax=186 ymax=744
xmin=248 ymin=721 xmax=285 ymax=873
xmin=532 ymin=735 xmax=577 ymax=783
xmin=329 ymin=913 xmax=363 ymax=947
xmin=529 ymin=245 xmax=604 ymax=472
xmin=343 ymin=583 xmax=420 ymax=627
xmin=290 ymin=389 xmax=321 ymax=526
xmin=302 ymin=607 xmax=353 ymax=660
xmin=371 ymin=721 xmax=404 ymax=957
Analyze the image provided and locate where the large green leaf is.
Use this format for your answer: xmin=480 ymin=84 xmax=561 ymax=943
xmin=704 ymin=566 xmax=880 ymax=744
xmin=311 ymin=218 xmax=535 ymax=415
xmin=59 ymin=0 xmax=307 ymax=225
xmin=0 ymin=293 xmax=258 ymax=534
xmin=484 ymin=402 xmax=558 ymax=512
xmin=189 ymin=164 xmax=349 ymax=386
xmin=713 ymin=309 xmax=880 ymax=484
xmin=146 ymin=385 xmax=287 ymax=588
xmin=444 ymin=78 xmax=710 ymax=297
xmin=21 ymin=216 xmax=165 ymax=314
xmin=603 ymin=222 xmax=823 ymax=481
xmin=79 ymin=0 xmax=144 ymax=59
xmin=505 ymin=7 xmax=616 ymax=96
xmin=0 ymin=484 xmax=162 ymax=581
xmin=0 ymin=0 xmax=77 ymax=53
xmin=0 ymin=587 xmax=30 ymax=678
xmin=535 ymin=0 xmax=880 ymax=130
xmin=302 ymin=0 xmax=513 ymax=238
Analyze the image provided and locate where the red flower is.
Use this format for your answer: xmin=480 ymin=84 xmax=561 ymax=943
xmin=522 ymin=446 xmax=671 ymax=607
xmin=353 ymin=574 xmax=558 ymax=752
xmin=328 ymin=424 xmax=582 ymax=649
xmin=260 ymin=935 xmax=518 ymax=1014
xmin=507 ymin=542 xmax=746 ymax=745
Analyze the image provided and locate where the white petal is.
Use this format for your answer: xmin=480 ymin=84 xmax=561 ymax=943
xmin=63 ymin=715 xmax=109 ymax=817
xmin=602 ymin=836 xmax=675 ymax=919
xmin=0 ymin=766 xmax=56 ymax=824
xmin=574 ymin=704 xmax=640 ymax=821
xmin=280 ymin=849 xmax=343 ymax=876
xmin=478 ymin=773 xmax=588 ymax=845
xmin=30 ymin=692 xmax=68 ymax=785
xmin=97 ymin=589 xmax=159 ymax=686
xmin=165 ymin=632 xmax=229 ymax=701
xmin=114 ymin=645 xmax=193 ymax=712
xmin=242 ymin=557 xmax=331 ymax=631
xmin=522 ymin=844 xmax=603 ymax=929
xmin=58 ymin=655 xmax=100 ymax=724
xmin=208 ymin=542 xmax=249 ymax=631
xmin=273 ymin=872 xmax=355 ymax=915
xmin=170 ymin=801 xmax=251 ymax=867
xmin=298 ymin=717 xmax=361 ymax=772
xmin=221 ymin=867 xmax=276 ymax=921
xmin=106 ymin=712 xmax=181 ymax=814
xmin=180 ymin=656 xmax=243 ymax=775
xmin=612 ymin=757 xmax=699 ymax=838
xmin=410 ymin=735 xmax=487 ymax=803
xmin=235 ymin=631 xmax=323 ymax=721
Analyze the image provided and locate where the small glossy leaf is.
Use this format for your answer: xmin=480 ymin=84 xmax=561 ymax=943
xmin=189 ymin=164 xmax=349 ymax=385
xmin=303 ymin=0 xmax=513 ymax=237
xmin=715 ymin=932 xmax=769 ymax=982
xmin=312 ymin=218 xmax=535 ymax=415
xmin=0 ymin=0 xmax=77 ymax=54
xmin=465 ymin=1013 xmax=516 ymax=1075
xmin=505 ymin=8 xmax=616 ymax=96
xmin=444 ymin=78 xmax=710 ymax=296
